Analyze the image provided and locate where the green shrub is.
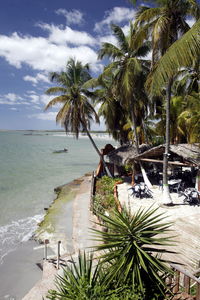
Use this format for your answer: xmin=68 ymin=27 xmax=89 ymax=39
xmin=93 ymin=176 xmax=122 ymax=215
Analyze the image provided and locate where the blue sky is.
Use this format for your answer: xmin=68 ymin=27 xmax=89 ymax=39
xmin=0 ymin=0 xmax=197 ymax=130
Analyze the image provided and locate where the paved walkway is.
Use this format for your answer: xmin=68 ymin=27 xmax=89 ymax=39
xmin=23 ymin=175 xmax=96 ymax=300
xmin=117 ymin=182 xmax=200 ymax=273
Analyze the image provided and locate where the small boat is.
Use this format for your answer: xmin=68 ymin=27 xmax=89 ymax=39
xmin=53 ymin=148 xmax=68 ymax=154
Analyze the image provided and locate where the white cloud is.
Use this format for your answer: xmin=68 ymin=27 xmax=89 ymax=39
xmin=186 ymin=18 xmax=195 ymax=28
xmin=10 ymin=107 xmax=18 ymax=111
xmin=0 ymin=30 xmax=98 ymax=72
xmin=5 ymin=93 xmax=21 ymax=102
xmin=98 ymin=34 xmax=118 ymax=46
xmin=94 ymin=7 xmax=136 ymax=33
xmin=29 ymin=111 xmax=57 ymax=121
xmin=55 ymin=9 xmax=84 ymax=26
xmin=23 ymin=72 xmax=50 ymax=85
xmin=38 ymin=23 xmax=96 ymax=46
xmin=0 ymin=93 xmax=22 ymax=105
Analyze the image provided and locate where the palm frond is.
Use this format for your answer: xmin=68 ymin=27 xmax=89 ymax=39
xmin=45 ymin=87 xmax=68 ymax=95
xmin=44 ymin=95 xmax=70 ymax=111
xmin=98 ymin=43 xmax=123 ymax=60
xmin=82 ymin=78 xmax=100 ymax=89
xmin=146 ymin=20 xmax=200 ymax=95
xmin=110 ymin=24 xmax=129 ymax=53
xmin=135 ymin=7 xmax=163 ymax=27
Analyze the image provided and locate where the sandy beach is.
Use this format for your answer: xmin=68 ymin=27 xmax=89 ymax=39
xmin=0 ymin=240 xmax=46 ymax=299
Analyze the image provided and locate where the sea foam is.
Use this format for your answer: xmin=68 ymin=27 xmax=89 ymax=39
xmin=0 ymin=214 xmax=43 ymax=264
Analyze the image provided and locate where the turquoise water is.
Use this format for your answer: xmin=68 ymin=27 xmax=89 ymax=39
xmin=0 ymin=131 xmax=114 ymax=263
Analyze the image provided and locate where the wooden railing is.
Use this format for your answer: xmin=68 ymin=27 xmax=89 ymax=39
xmin=90 ymin=171 xmax=96 ymax=213
xmin=169 ymin=264 xmax=200 ymax=299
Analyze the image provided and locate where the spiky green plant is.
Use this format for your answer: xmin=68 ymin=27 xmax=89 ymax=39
xmin=92 ymin=207 xmax=175 ymax=298
xmin=47 ymin=251 xmax=144 ymax=299
xmin=47 ymin=251 xmax=106 ymax=299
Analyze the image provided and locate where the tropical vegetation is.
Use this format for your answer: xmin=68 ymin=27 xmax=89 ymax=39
xmin=45 ymin=3 xmax=199 ymax=296
xmin=47 ymin=207 xmax=175 ymax=300
xmin=93 ymin=176 xmax=122 ymax=216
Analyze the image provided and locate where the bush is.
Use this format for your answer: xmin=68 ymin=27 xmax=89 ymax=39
xmin=93 ymin=176 xmax=122 ymax=215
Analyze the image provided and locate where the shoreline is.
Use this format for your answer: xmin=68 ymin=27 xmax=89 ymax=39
xmin=0 ymin=173 xmax=93 ymax=299
xmin=22 ymin=173 xmax=97 ymax=300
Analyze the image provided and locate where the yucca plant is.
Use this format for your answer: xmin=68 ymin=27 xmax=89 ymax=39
xmin=47 ymin=251 xmax=107 ymax=299
xmin=92 ymin=207 xmax=176 ymax=299
xmin=47 ymin=251 xmax=143 ymax=299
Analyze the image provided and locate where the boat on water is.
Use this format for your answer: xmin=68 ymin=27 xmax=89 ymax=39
xmin=53 ymin=148 xmax=68 ymax=154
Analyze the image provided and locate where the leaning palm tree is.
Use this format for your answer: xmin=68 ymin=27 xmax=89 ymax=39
xmin=44 ymin=58 xmax=112 ymax=177
xmin=135 ymin=1 xmax=200 ymax=203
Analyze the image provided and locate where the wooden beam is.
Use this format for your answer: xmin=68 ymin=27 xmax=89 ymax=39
xmin=135 ymin=158 xmax=194 ymax=167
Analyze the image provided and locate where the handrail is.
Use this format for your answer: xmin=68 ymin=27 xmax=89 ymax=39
xmin=170 ymin=263 xmax=200 ymax=284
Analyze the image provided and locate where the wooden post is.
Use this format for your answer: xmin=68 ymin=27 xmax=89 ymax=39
xmin=131 ymin=162 xmax=135 ymax=186
xmin=57 ymin=241 xmax=61 ymax=269
xmin=166 ymin=274 xmax=173 ymax=298
xmin=44 ymin=239 xmax=49 ymax=260
xmin=196 ymin=168 xmax=200 ymax=192
xmin=184 ymin=275 xmax=190 ymax=294
xmin=196 ymin=283 xmax=200 ymax=300
xmin=173 ymin=270 xmax=180 ymax=293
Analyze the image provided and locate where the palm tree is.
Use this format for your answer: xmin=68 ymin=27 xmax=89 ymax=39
xmin=92 ymin=207 xmax=175 ymax=299
xmin=146 ymin=20 xmax=200 ymax=95
xmin=98 ymin=23 xmax=151 ymax=153
xmin=178 ymin=92 xmax=200 ymax=143
xmin=136 ymin=1 xmax=200 ymax=203
xmin=146 ymin=20 xmax=200 ymax=144
xmin=84 ymin=75 xmax=130 ymax=145
xmin=44 ymin=58 xmax=112 ymax=177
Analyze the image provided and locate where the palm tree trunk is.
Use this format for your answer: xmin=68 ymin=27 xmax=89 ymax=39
xmin=130 ymin=109 xmax=139 ymax=153
xmin=131 ymin=106 xmax=152 ymax=188
xmin=80 ymin=121 xmax=113 ymax=178
xmin=162 ymin=78 xmax=173 ymax=204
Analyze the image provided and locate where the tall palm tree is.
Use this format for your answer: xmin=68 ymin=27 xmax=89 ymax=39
xmin=136 ymin=1 xmax=200 ymax=203
xmin=44 ymin=58 xmax=112 ymax=177
xmin=84 ymin=75 xmax=130 ymax=145
xmin=98 ymin=23 xmax=151 ymax=153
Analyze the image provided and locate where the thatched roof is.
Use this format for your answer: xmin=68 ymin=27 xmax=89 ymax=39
xmin=128 ymin=144 xmax=200 ymax=166
xmin=107 ymin=144 xmax=150 ymax=166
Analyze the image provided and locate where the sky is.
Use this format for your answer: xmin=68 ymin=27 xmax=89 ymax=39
xmin=0 ymin=0 xmax=197 ymax=130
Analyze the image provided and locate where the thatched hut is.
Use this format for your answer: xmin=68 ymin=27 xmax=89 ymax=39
xmin=107 ymin=144 xmax=150 ymax=166
xmin=127 ymin=144 xmax=200 ymax=190
xmin=127 ymin=144 xmax=200 ymax=167
xmin=106 ymin=144 xmax=150 ymax=179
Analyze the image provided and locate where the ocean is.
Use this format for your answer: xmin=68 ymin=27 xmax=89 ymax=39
xmin=0 ymin=130 xmax=114 ymax=264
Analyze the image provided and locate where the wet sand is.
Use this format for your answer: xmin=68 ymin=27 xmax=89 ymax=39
xmin=0 ymin=240 xmax=48 ymax=300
